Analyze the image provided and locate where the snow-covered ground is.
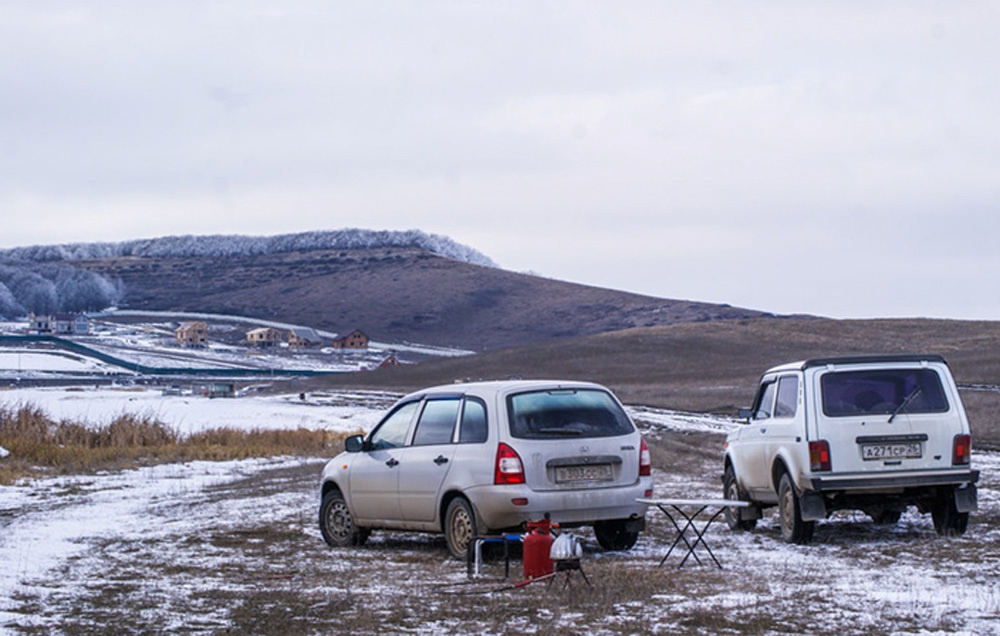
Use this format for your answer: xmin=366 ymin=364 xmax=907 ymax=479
xmin=0 ymin=390 xmax=997 ymax=634
xmin=0 ymin=312 xmax=473 ymax=380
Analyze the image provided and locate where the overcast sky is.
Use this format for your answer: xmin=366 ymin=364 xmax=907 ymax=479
xmin=2 ymin=2 xmax=998 ymax=320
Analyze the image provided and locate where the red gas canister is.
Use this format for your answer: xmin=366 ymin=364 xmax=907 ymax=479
xmin=522 ymin=518 xmax=554 ymax=580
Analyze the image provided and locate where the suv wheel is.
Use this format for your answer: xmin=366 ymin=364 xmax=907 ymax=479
xmin=594 ymin=519 xmax=639 ymax=551
xmin=723 ymin=465 xmax=757 ymax=531
xmin=931 ymin=491 xmax=969 ymax=537
xmin=870 ymin=509 xmax=903 ymax=526
xmin=777 ymin=473 xmax=814 ymax=544
xmin=319 ymin=489 xmax=370 ymax=547
xmin=444 ymin=497 xmax=478 ymax=560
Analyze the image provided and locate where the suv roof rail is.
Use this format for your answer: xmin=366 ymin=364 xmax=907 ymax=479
xmin=800 ymin=354 xmax=948 ymax=370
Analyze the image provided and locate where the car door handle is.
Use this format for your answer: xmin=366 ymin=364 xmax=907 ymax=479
xmin=385 ymin=458 xmax=399 ymax=468
xmin=433 ymin=455 xmax=449 ymax=465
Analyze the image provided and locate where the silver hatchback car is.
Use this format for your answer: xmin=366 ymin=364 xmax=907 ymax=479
xmin=319 ymin=380 xmax=653 ymax=558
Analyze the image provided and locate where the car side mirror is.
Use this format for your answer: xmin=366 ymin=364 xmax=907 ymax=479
xmin=737 ymin=408 xmax=753 ymax=423
xmin=344 ymin=434 xmax=365 ymax=453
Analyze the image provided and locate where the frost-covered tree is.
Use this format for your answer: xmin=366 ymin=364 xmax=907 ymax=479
xmin=0 ymin=229 xmax=498 ymax=268
xmin=0 ymin=282 xmax=24 ymax=317
xmin=0 ymin=263 xmax=123 ymax=318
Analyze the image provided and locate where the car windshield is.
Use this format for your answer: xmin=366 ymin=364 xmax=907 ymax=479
xmin=821 ymin=368 xmax=949 ymax=417
xmin=507 ymin=388 xmax=634 ymax=439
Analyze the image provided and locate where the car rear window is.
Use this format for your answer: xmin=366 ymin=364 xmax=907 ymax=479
xmin=821 ymin=368 xmax=949 ymax=417
xmin=507 ymin=388 xmax=634 ymax=439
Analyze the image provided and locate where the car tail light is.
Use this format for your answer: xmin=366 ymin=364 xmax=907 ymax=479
xmin=639 ymin=438 xmax=651 ymax=477
xmin=809 ymin=440 xmax=831 ymax=472
xmin=494 ymin=443 xmax=525 ymax=485
xmin=952 ymin=434 xmax=972 ymax=466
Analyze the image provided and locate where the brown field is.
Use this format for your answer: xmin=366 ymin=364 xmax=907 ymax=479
xmin=308 ymin=317 xmax=1000 ymax=449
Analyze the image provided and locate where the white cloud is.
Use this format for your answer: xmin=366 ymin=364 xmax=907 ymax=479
xmin=1 ymin=1 xmax=999 ymax=319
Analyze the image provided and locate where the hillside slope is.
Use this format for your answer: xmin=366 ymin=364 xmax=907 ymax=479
xmin=308 ymin=317 xmax=1000 ymax=447
xmin=75 ymin=246 xmax=770 ymax=351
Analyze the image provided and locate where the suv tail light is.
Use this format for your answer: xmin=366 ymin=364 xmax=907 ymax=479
xmin=494 ymin=443 xmax=525 ymax=485
xmin=639 ymin=438 xmax=651 ymax=477
xmin=952 ymin=434 xmax=972 ymax=466
xmin=809 ymin=440 xmax=831 ymax=472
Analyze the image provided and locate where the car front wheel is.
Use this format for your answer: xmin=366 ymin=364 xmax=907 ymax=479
xmin=777 ymin=473 xmax=814 ymax=544
xmin=444 ymin=497 xmax=478 ymax=560
xmin=319 ymin=489 xmax=369 ymax=547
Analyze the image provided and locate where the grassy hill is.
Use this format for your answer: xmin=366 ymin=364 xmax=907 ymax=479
xmin=75 ymin=246 xmax=769 ymax=351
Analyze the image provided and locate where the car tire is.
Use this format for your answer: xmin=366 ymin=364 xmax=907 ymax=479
xmin=931 ymin=491 xmax=969 ymax=537
xmin=594 ymin=519 xmax=640 ymax=551
xmin=444 ymin=497 xmax=478 ymax=560
xmin=777 ymin=473 xmax=814 ymax=544
xmin=723 ymin=465 xmax=757 ymax=531
xmin=319 ymin=489 xmax=370 ymax=547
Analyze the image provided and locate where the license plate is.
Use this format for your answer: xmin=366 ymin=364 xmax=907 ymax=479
xmin=555 ymin=464 xmax=613 ymax=483
xmin=861 ymin=443 xmax=922 ymax=460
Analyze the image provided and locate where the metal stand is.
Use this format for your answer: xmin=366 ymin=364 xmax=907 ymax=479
xmin=547 ymin=559 xmax=591 ymax=589
xmin=467 ymin=534 xmax=523 ymax=578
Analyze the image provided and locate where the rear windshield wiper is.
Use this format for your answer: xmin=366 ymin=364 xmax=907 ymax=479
xmin=535 ymin=428 xmax=582 ymax=436
xmin=888 ymin=386 xmax=922 ymax=423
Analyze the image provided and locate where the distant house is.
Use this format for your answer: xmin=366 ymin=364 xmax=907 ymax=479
xmin=331 ymin=329 xmax=369 ymax=350
xmin=247 ymin=327 xmax=282 ymax=348
xmin=287 ymin=327 xmax=322 ymax=349
xmin=27 ymin=313 xmax=89 ymax=336
xmin=378 ymin=353 xmax=400 ymax=369
xmin=27 ymin=313 xmax=52 ymax=335
xmin=53 ymin=313 xmax=90 ymax=335
xmin=203 ymin=382 xmax=236 ymax=398
xmin=176 ymin=321 xmax=209 ymax=348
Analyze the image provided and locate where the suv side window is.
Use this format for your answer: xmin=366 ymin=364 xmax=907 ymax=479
xmin=369 ymin=401 xmax=419 ymax=450
xmin=458 ymin=398 xmax=488 ymax=444
xmin=412 ymin=398 xmax=461 ymax=446
xmin=753 ymin=381 xmax=777 ymax=420
xmin=774 ymin=376 xmax=799 ymax=418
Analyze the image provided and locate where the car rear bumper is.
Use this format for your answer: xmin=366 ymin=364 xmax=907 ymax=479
xmin=469 ymin=478 xmax=653 ymax=532
xmin=809 ymin=469 xmax=979 ymax=492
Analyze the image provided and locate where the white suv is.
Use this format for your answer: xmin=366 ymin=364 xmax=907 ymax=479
xmin=723 ymin=355 xmax=979 ymax=543
xmin=319 ymin=380 xmax=653 ymax=558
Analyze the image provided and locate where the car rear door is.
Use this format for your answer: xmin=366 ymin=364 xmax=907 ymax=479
xmin=398 ymin=396 xmax=462 ymax=522
xmin=504 ymin=387 xmax=640 ymax=492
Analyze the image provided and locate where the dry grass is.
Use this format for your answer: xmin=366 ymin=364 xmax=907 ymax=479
xmin=0 ymin=404 xmax=351 ymax=485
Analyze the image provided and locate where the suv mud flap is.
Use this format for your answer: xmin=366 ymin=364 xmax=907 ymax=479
xmin=799 ymin=490 xmax=827 ymax=522
xmin=954 ymin=483 xmax=978 ymax=513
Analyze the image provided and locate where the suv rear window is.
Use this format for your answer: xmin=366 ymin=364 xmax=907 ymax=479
xmin=507 ymin=389 xmax=634 ymax=439
xmin=821 ymin=368 xmax=949 ymax=417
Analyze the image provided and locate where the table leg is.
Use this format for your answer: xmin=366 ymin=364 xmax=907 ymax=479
xmin=680 ymin=508 xmax=726 ymax=569
xmin=657 ymin=505 xmax=704 ymax=567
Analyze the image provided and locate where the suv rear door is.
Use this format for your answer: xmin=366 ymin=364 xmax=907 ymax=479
xmin=812 ymin=362 xmax=959 ymax=474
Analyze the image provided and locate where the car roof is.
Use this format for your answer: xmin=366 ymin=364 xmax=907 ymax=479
xmin=399 ymin=379 xmax=609 ymax=401
xmin=765 ymin=354 xmax=948 ymax=375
